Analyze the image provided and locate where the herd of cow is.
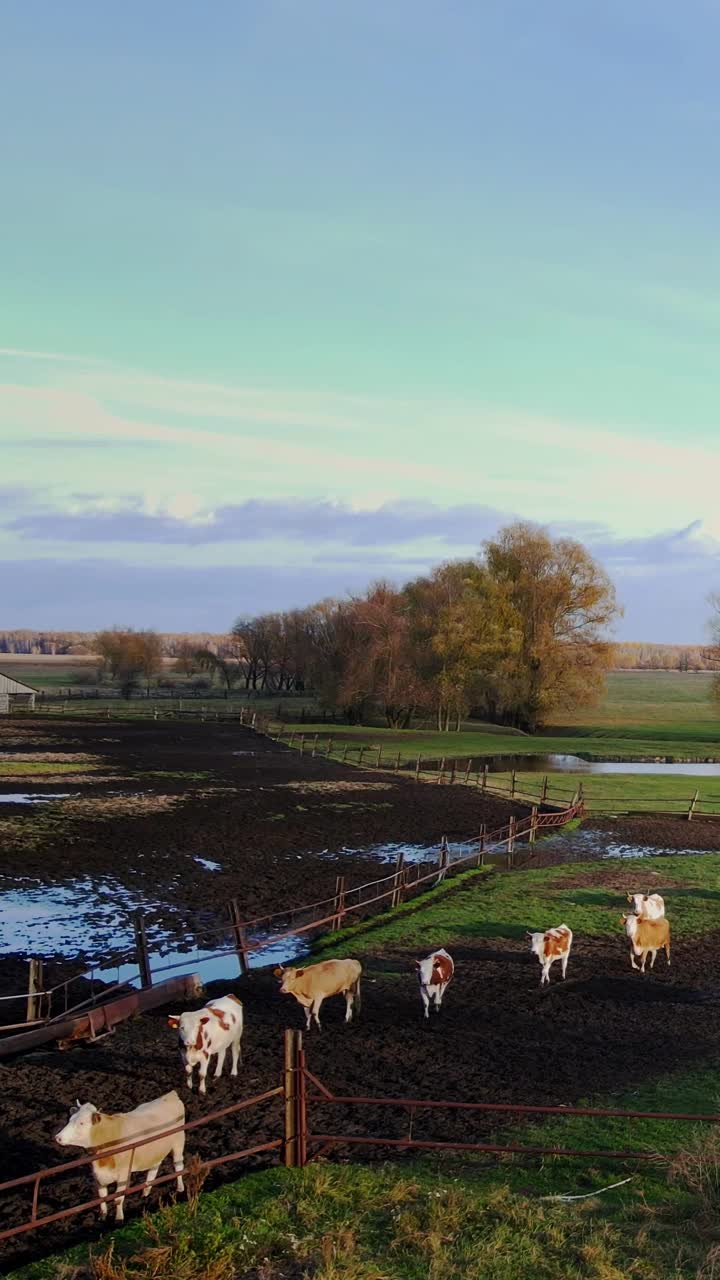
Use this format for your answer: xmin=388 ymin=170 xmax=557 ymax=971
xmin=52 ymin=890 xmax=671 ymax=1224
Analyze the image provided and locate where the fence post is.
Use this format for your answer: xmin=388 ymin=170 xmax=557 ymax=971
xmin=229 ymin=899 xmax=250 ymax=977
xmin=26 ymin=958 xmax=44 ymax=1023
xmin=395 ymin=750 xmax=401 ymax=772
xmin=415 ymin=755 xmax=421 ymax=782
xmin=377 ymin=745 xmax=383 ymax=768
xmin=133 ymin=911 xmax=152 ymax=989
xmin=311 ymin=734 xmax=319 ymax=758
xmin=464 ymin=758 xmax=473 ymax=784
xmin=331 ymin=875 xmax=346 ymax=931
xmin=541 ymin=775 xmax=548 ymax=804
xmin=477 ymin=824 xmax=486 ymax=867
xmin=436 ymin=836 xmax=449 ymax=884
xmin=358 ymin=746 xmax=365 ymax=767
xmin=296 ymin=1038 xmax=308 ymax=1168
xmin=529 ymin=806 xmax=538 ymax=845
xmin=482 ymin=764 xmax=488 ymax=792
xmin=506 ymin=816 xmax=516 ymax=869
xmin=342 ymin=743 xmax=349 ymax=763
xmin=450 ymin=760 xmax=456 ymax=784
xmin=299 ymin=734 xmax=306 ymax=756
xmin=284 ymin=1029 xmax=299 ymax=1167
xmin=391 ymin=850 xmax=406 ymax=908
xmin=511 ymin=769 xmax=517 ymax=798
xmin=240 ymin=707 xmax=245 ymax=726
xmin=688 ymin=789 xmax=699 ymax=821
xmin=438 ymin=757 xmax=446 ymax=785
xmin=326 ymin=736 xmax=334 ymax=758
xmin=289 ymin=729 xmax=296 ymax=747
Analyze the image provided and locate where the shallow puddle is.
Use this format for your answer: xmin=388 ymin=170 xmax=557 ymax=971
xmin=0 ymin=793 xmax=71 ymax=805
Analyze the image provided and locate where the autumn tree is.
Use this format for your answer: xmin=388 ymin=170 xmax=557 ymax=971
xmin=703 ymin=594 xmax=720 ymax=704
xmin=339 ymin=583 xmax=422 ymax=728
xmin=95 ymin=629 xmax=163 ymax=698
xmin=482 ymin=523 xmax=620 ymax=731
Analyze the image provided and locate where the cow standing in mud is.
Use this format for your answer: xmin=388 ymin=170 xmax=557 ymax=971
xmin=415 ymin=948 xmax=454 ymax=1018
xmin=275 ymin=959 xmax=362 ymax=1030
xmin=167 ymin=994 xmax=244 ymax=1095
xmin=526 ymin=925 xmax=573 ymax=986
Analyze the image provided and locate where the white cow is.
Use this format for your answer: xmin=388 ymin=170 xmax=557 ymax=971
xmin=627 ymin=892 xmax=665 ymax=921
xmin=526 ymin=924 xmax=573 ymax=986
xmin=415 ymin=948 xmax=454 ymax=1018
xmin=167 ymin=994 xmax=244 ymax=1095
xmin=54 ymin=1092 xmax=185 ymax=1222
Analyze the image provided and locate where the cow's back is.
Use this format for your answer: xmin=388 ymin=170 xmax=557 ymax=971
xmin=99 ymin=1092 xmax=185 ymax=1178
xmin=298 ymin=958 xmax=361 ymax=998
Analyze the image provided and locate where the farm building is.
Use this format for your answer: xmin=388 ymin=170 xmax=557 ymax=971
xmin=0 ymin=671 xmax=37 ymax=712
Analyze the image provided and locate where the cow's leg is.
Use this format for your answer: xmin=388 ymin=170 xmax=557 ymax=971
xmin=185 ymin=1060 xmax=195 ymax=1091
xmin=96 ymin=1183 xmax=108 ymax=1219
xmin=312 ymin=996 xmax=323 ymax=1030
xmin=173 ymin=1142 xmax=185 ymax=1194
xmin=665 ymin=940 xmax=671 ymax=966
xmin=304 ymin=1004 xmax=312 ymax=1031
xmin=142 ymin=1164 xmax=160 ymax=1200
xmin=344 ymin=989 xmax=354 ymax=1022
xmin=420 ymin=987 xmax=430 ymax=1019
xmin=231 ymin=1036 xmax=241 ymax=1076
xmin=114 ymin=1180 xmax=128 ymax=1223
xmin=649 ymin=948 xmax=658 ymax=970
xmin=541 ymin=962 xmax=550 ymax=986
xmin=630 ymin=948 xmax=639 ymax=970
xmin=198 ymin=1054 xmax=210 ymax=1095
xmin=640 ymin=951 xmax=647 ymax=974
xmin=214 ymin=1046 xmax=227 ymax=1079
xmin=561 ymin=952 xmax=569 ymax=979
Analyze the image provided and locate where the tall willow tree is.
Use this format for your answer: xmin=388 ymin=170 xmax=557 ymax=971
xmin=482 ymin=522 xmax=620 ymax=731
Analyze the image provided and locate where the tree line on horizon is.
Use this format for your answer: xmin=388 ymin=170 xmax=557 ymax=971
xmin=195 ymin=523 xmax=621 ymax=733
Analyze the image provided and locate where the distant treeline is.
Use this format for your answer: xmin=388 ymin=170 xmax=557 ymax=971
xmin=0 ymin=638 xmax=714 ymax=672
xmin=613 ymin=643 xmax=713 ymax=671
xmin=0 ymin=631 xmax=236 ymax=658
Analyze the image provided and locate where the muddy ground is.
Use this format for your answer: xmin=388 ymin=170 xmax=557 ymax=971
xmin=0 ymin=717 xmax=529 ymax=985
xmin=3 ymin=716 xmax=720 ymax=1269
xmin=3 ymin=906 xmax=720 ymax=1270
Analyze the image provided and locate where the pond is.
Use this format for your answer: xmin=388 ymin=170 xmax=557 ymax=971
xmin=0 ymin=875 xmax=307 ymax=986
xmin=417 ymin=754 xmax=720 ymax=775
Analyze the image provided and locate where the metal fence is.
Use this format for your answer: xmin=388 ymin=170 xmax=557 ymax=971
xmin=3 ymin=1029 xmax=718 ymax=1247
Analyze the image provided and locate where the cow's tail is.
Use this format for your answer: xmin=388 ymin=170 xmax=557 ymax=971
xmin=352 ymin=972 xmax=362 ymax=1014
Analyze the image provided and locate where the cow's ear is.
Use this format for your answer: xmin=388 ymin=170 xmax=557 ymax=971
xmin=200 ymin=1015 xmax=210 ymax=1025
xmin=167 ymin=1015 xmax=180 ymax=1028
xmin=273 ymin=967 xmax=284 ymax=978
xmin=91 ymin=1112 xmax=101 ymax=1126
xmin=295 ymin=968 xmax=305 ymax=977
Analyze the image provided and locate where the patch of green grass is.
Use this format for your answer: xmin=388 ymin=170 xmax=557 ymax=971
xmin=7 ymin=1157 xmax=699 ymax=1280
xmin=316 ymin=854 xmax=720 ymax=956
xmin=0 ymin=761 xmax=96 ymax=776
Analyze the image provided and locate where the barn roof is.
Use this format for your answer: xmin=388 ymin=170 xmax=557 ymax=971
xmin=0 ymin=671 xmax=38 ymax=694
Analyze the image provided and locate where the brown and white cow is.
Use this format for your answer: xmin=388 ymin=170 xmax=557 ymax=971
xmin=54 ymin=1092 xmax=185 ymax=1222
xmin=415 ymin=948 xmax=454 ymax=1018
xmin=275 ymin=958 xmax=362 ymax=1031
xmin=526 ymin=924 xmax=573 ymax=986
xmin=167 ymin=994 xmax=243 ymax=1095
xmin=621 ymin=913 xmax=671 ymax=973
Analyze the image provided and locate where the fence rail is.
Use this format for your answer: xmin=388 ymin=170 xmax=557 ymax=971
xmin=3 ymin=1031 xmax=716 ymax=1248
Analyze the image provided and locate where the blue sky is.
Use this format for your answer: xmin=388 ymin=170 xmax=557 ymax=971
xmin=2 ymin=1 xmax=720 ymax=639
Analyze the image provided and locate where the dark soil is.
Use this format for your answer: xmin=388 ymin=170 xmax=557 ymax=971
xmin=587 ymin=814 xmax=720 ymax=850
xmin=3 ymin=912 xmax=720 ymax=1272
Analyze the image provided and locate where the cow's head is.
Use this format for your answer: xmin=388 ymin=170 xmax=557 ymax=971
xmin=275 ymin=966 xmax=303 ymax=995
xmin=525 ymin=930 xmax=545 ymax=958
xmin=167 ymin=1011 xmax=211 ymax=1055
xmin=55 ymin=1101 xmax=101 ymax=1148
